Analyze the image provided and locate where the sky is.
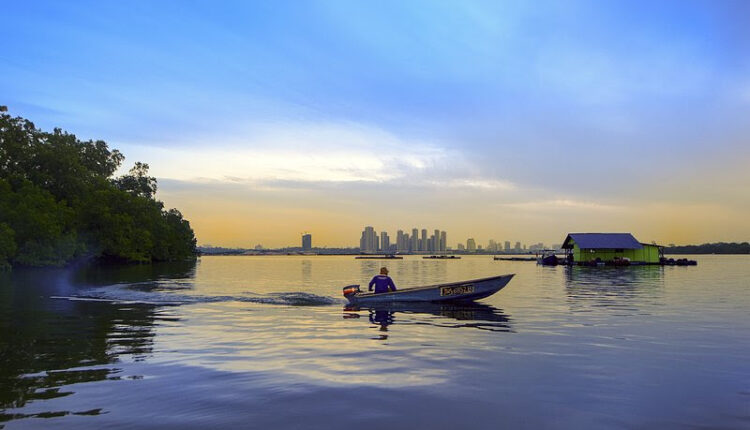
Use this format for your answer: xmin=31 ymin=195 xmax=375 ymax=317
xmin=2 ymin=0 xmax=749 ymax=248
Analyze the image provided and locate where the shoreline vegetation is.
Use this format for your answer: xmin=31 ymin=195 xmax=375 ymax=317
xmin=663 ymin=242 xmax=750 ymax=254
xmin=0 ymin=108 xmax=196 ymax=270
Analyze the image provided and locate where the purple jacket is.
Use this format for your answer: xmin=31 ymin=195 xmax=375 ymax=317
xmin=368 ymin=275 xmax=397 ymax=294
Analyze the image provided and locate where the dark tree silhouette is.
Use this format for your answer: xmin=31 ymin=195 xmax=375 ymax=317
xmin=0 ymin=110 xmax=196 ymax=268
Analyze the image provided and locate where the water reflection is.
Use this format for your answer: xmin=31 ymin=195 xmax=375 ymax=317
xmin=563 ymin=265 xmax=665 ymax=313
xmin=369 ymin=309 xmax=394 ymax=329
xmin=0 ymin=267 xmax=178 ymax=425
xmin=344 ymin=302 xmax=512 ymax=334
xmin=70 ymin=260 xmax=197 ymax=288
xmin=300 ymin=259 xmax=312 ymax=281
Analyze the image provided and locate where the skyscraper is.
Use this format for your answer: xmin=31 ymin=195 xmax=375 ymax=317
xmin=467 ymin=238 xmax=477 ymax=251
xmin=359 ymin=226 xmax=378 ymax=253
xmin=505 ymin=241 xmax=511 ymax=252
xmin=360 ymin=226 xmax=449 ymax=254
xmin=380 ymin=231 xmax=390 ymax=252
xmin=396 ymin=230 xmax=406 ymax=252
xmin=533 ymin=242 xmax=546 ymax=251
xmin=301 ymin=233 xmax=312 ymax=251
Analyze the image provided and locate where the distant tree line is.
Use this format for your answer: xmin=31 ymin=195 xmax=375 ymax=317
xmin=664 ymin=242 xmax=750 ymax=254
xmin=0 ymin=109 xmax=196 ymax=269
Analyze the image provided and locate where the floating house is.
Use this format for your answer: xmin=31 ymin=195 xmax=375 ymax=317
xmin=561 ymin=233 xmax=662 ymax=265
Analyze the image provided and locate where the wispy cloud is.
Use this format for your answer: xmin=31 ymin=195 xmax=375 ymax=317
xmin=121 ymin=120 xmax=526 ymax=193
xmin=503 ymin=199 xmax=621 ymax=211
xmin=426 ymin=178 xmax=516 ymax=191
xmin=121 ymin=121 xmax=452 ymax=183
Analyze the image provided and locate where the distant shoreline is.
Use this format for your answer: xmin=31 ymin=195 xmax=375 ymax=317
xmin=198 ymin=241 xmax=749 ymax=257
xmin=198 ymin=252 xmax=750 ymax=256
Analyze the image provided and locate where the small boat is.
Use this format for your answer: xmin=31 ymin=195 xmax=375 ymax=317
xmin=342 ymin=274 xmax=514 ymax=305
xmin=536 ymin=250 xmax=560 ymax=266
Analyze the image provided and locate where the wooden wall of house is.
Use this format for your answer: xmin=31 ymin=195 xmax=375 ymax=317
xmin=572 ymin=243 xmax=660 ymax=263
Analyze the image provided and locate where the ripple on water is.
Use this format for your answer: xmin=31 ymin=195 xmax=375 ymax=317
xmin=1 ymin=255 xmax=749 ymax=429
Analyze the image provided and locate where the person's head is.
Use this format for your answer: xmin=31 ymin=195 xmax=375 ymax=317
xmin=380 ymin=267 xmax=389 ymax=275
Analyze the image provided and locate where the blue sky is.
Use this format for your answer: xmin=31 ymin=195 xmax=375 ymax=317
xmin=3 ymin=1 xmax=749 ymax=246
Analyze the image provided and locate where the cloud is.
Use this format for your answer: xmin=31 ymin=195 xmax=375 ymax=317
xmin=425 ymin=178 xmax=516 ymax=191
xmin=118 ymin=121 xmax=453 ymax=184
xmin=120 ymin=120 xmax=524 ymax=194
xmin=502 ymin=199 xmax=621 ymax=212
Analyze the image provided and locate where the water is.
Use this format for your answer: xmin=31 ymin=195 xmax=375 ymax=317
xmin=1 ymin=255 xmax=748 ymax=429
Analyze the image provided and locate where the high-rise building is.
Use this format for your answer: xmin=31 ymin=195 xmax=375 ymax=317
xmin=504 ymin=241 xmax=511 ymax=252
xmin=467 ymin=238 xmax=477 ymax=251
xmin=360 ymin=226 xmax=449 ymax=254
xmin=301 ymin=233 xmax=312 ymax=251
xmin=359 ymin=226 xmax=379 ymax=253
xmin=529 ymin=242 xmax=545 ymax=251
xmin=457 ymin=243 xmax=465 ymax=251
xmin=380 ymin=232 xmax=390 ymax=252
xmin=514 ymin=241 xmax=521 ymax=252
xmin=396 ymin=230 xmax=407 ymax=252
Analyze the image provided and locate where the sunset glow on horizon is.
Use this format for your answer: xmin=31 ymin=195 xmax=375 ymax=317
xmin=3 ymin=1 xmax=749 ymax=247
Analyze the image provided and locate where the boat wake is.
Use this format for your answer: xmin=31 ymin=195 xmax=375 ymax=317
xmin=51 ymin=283 xmax=344 ymax=307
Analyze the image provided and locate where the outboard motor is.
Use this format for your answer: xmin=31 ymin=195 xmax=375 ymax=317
xmin=342 ymin=285 xmax=361 ymax=297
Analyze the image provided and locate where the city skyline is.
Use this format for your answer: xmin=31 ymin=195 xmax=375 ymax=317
xmin=3 ymin=1 xmax=749 ymax=248
xmin=200 ymin=228 xmax=658 ymax=250
xmin=237 ymin=229 xmax=556 ymax=252
xmin=360 ymin=226 xmax=448 ymax=253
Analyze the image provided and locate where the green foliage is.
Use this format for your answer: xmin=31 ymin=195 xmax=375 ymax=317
xmin=0 ymin=179 xmax=78 ymax=266
xmin=0 ymin=111 xmax=196 ymax=267
xmin=113 ymin=162 xmax=157 ymax=198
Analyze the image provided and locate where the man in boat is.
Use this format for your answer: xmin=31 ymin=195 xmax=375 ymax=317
xmin=369 ymin=267 xmax=397 ymax=294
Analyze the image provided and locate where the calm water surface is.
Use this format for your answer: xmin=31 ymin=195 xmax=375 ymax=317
xmin=1 ymin=255 xmax=748 ymax=429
